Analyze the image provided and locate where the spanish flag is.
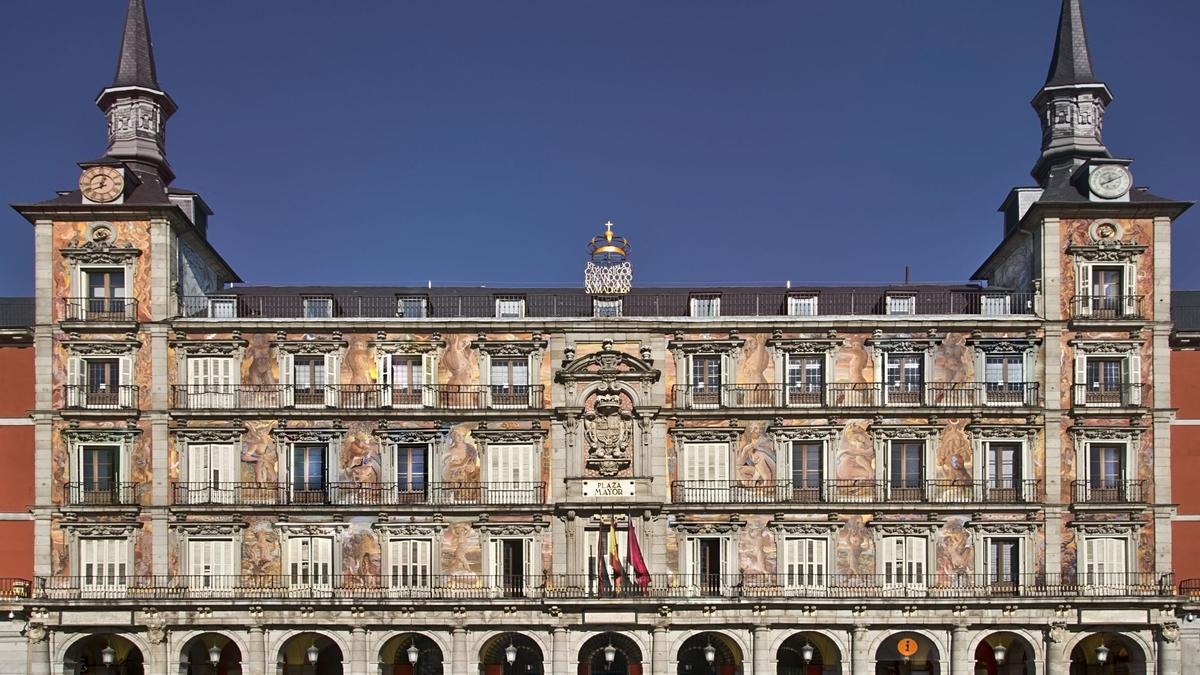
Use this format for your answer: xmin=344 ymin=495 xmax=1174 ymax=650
xmin=608 ymin=523 xmax=625 ymax=591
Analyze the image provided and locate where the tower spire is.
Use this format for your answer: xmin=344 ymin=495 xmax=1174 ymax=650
xmin=1030 ymin=0 xmax=1112 ymax=184
xmin=96 ymin=0 xmax=177 ymax=184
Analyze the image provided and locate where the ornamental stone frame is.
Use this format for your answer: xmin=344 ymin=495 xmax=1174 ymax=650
xmin=62 ymin=426 xmax=143 ymax=491
xmin=1069 ymin=425 xmax=1144 ymax=487
xmin=869 ymin=422 xmax=940 ymax=484
xmin=766 ymin=330 xmax=842 ymax=394
xmin=373 ymin=426 xmax=443 ymax=487
xmin=768 ymin=424 xmax=839 ymax=486
xmin=967 ymin=422 xmax=1039 ymax=486
xmin=373 ymin=520 xmax=448 ymax=579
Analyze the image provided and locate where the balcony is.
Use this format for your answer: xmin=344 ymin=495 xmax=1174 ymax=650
xmin=1072 ymin=384 xmax=1148 ymax=408
xmin=1072 ymin=480 xmax=1146 ymax=504
xmin=1071 ymin=295 xmax=1146 ymax=321
xmin=62 ymin=385 xmax=139 ymax=410
xmin=64 ymin=482 xmax=141 ymax=507
xmin=33 ymin=571 xmax=1175 ymax=602
xmin=672 ymin=383 xmax=1039 ymax=410
xmin=61 ymin=297 xmax=138 ymax=323
xmin=670 ymin=479 xmax=1040 ymax=505
xmin=178 ymin=288 xmax=1036 ymax=320
xmin=171 ymin=481 xmax=546 ymax=506
xmin=170 ymin=384 xmax=545 ymax=411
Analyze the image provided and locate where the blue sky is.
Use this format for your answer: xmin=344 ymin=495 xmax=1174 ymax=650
xmin=1 ymin=1 xmax=1197 ymax=293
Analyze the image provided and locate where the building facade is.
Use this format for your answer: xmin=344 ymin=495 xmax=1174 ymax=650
xmin=10 ymin=1 xmax=1196 ymax=674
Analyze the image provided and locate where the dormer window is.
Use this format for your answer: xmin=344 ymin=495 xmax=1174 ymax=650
xmin=690 ymin=294 xmax=720 ymax=318
xmin=396 ymin=296 xmax=427 ymax=318
xmin=495 ymin=296 xmax=526 ymax=319
xmin=787 ymin=295 xmax=818 ymax=317
xmin=302 ymin=296 xmax=333 ymax=319
xmin=886 ymin=294 xmax=916 ymax=316
xmin=593 ymin=298 xmax=622 ymax=318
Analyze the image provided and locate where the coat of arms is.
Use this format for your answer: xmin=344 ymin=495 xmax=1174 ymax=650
xmin=583 ymin=391 xmax=633 ymax=476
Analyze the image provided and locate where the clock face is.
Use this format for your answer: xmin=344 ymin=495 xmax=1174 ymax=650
xmin=1088 ymin=165 xmax=1132 ymax=200
xmin=79 ymin=166 xmax=125 ymax=203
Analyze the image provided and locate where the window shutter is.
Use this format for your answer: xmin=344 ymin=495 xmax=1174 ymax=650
xmin=377 ymin=353 xmax=392 ymax=407
xmin=1075 ymin=355 xmax=1088 ymax=405
xmin=188 ymin=444 xmax=210 ymax=486
xmin=489 ymin=538 xmax=504 ymax=580
xmin=324 ymin=353 xmax=339 ymax=407
xmin=67 ymin=356 xmax=81 ymax=406
xmin=1128 ymin=354 xmax=1141 ymax=405
xmin=1078 ymin=263 xmax=1093 ymax=315
xmin=909 ymin=537 xmax=927 ymax=586
xmin=314 ymin=538 xmax=333 ymax=586
xmin=280 ymin=353 xmax=295 ymax=406
xmin=523 ymin=537 xmax=534 ymax=581
xmin=422 ymin=354 xmax=437 ymax=407
xmin=119 ymin=356 xmax=132 ymax=406
xmin=1123 ymin=263 xmax=1137 ymax=316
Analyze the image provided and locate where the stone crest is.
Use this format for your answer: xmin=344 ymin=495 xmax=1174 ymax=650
xmin=584 ymin=391 xmax=633 ymax=476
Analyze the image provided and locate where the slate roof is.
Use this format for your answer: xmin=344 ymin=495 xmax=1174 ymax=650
xmin=1045 ymin=0 xmax=1101 ymax=87
xmin=0 ymin=298 xmax=33 ymax=329
xmin=1175 ymin=291 xmax=1200 ymax=333
xmin=111 ymin=0 xmax=160 ymax=90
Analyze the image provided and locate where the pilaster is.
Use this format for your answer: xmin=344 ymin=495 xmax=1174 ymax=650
xmin=851 ymin=626 xmax=870 ymax=675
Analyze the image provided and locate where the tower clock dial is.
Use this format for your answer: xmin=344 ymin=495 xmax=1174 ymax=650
xmin=79 ymin=166 xmax=125 ymax=203
xmin=1088 ymin=164 xmax=1132 ymax=200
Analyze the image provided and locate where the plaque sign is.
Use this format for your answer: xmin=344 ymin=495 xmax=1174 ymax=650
xmin=582 ymin=480 xmax=635 ymax=498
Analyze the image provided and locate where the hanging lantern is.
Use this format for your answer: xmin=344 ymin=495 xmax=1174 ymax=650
xmin=801 ymin=643 xmax=815 ymax=664
xmin=306 ymin=643 xmax=320 ymax=665
xmin=1096 ymin=643 xmax=1110 ymax=664
xmin=505 ymin=641 xmax=518 ymax=665
xmin=208 ymin=644 xmax=223 ymax=666
xmin=992 ymin=643 xmax=1007 ymax=665
xmin=604 ymin=642 xmax=617 ymax=664
xmin=703 ymin=642 xmax=716 ymax=663
xmin=100 ymin=644 xmax=116 ymax=665
xmin=407 ymin=643 xmax=420 ymax=665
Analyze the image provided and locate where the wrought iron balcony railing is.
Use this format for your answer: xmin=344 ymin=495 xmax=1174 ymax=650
xmin=1071 ymin=295 xmax=1146 ymax=321
xmin=170 ymin=384 xmax=545 ymax=410
xmin=171 ymin=481 xmax=546 ymax=506
xmin=179 ymin=289 xmax=1036 ymax=320
xmin=64 ymin=482 xmax=141 ymax=506
xmin=670 ymin=479 xmax=1040 ymax=505
xmin=33 ymin=571 xmax=1175 ymax=602
xmin=672 ymin=383 xmax=1039 ymax=409
xmin=1072 ymin=480 xmax=1146 ymax=504
xmin=1072 ymin=383 xmax=1148 ymax=408
xmin=61 ymin=297 xmax=138 ymax=322
xmin=63 ymin=385 xmax=139 ymax=410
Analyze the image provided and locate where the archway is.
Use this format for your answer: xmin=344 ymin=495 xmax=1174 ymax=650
xmin=874 ymin=632 xmax=940 ymax=675
xmin=578 ymin=632 xmax=644 ymax=675
xmin=777 ymin=632 xmax=842 ymax=675
xmin=479 ymin=632 xmax=544 ymax=675
xmin=677 ymin=632 xmax=743 ymax=675
xmin=1069 ymin=633 xmax=1148 ymax=675
xmin=180 ymin=633 xmax=243 ymax=675
xmin=64 ymin=634 xmax=146 ymax=675
xmin=278 ymin=632 xmax=344 ymax=675
xmin=974 ymin=632 xmax=1034 ymax=675
xmin=379 ymin=633 xmax=445 ymax=675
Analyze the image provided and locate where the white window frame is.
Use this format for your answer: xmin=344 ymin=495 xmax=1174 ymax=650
xmin=685 ymin=353 xmax=727 ymax=408
xmin=484 ymin=443 xmax=538 ymax=505
xmin=285 ymin=535 xmax=335 ymax=589
xmin=485 ymin=533 xmax=539 ymax=597
xmin=784 ymin=353 xmax=826 ymax=407
xmin=396 ymin=296 xmax=427 ymax=318
xmin=285 ymin=442 xmax=330 ymax=502
xmin=981 ymin=351 xmax=1030 ymax=406
xmin=689 ymin=294 xmax=721 ymax=318
xmin=73 ymin=441 xmax=127 ymax=491
xmin=786 ymin=295 xmax=819 ymax=317
xmin=881 ymin=351 xmax=927 ymax=406
xmin=185 ymin=355 xmax=238 ymax=408
xmin=779 ymin=536 xmax=828 ymax=588
xmin=980 ymin=439 xmax=1026 ymax=501
xmin=79 ymin=537 xmax=130 ymax=592
xmin=980 ymin=535 xmax=1025 ymax=588
xmin=280 ymin=351 xmax=340 ymax=408
xmin=681 ymin=534 xmax=735 ymax=596
xmin=980 ymin=293 xmax=1013 ymax=316
xmin=384 ymin=537 xmax=435 ymax=592
xmin=77 ymin=264 xmax=130 ymax=320
xmin=186 ymin=537 xmax=237 ymax=592
xmin=681 ymin=442 xmax=731 ymax=500
xmin=378 ymin=352 xmax=437 ymax=408
xmin=885 ymin=295 xmax=916 ymax=316
xmin=302 ymin=296 xmax=333 ymax=319
xmin=880 ymin=535 xmax=928 ymax=590
xmin=494 ymin=296 xmax=526 ymax=319
xmin=1075 ymin=261 xmax=1137 ymax=318
xmin=1080 ymin=535 xmax=1131 ymax=593
xmin=186 ymin=442 xmax=238 ymax=503
xmin=389 ymin=442 xmax=431 ymax=498
xmin=783 ymin=439 xmax=827 ymax=496
xmin=67 ymin=353 xmax=133 ymax=408
xmin=1075 ymin=351 xmax=1141 ymax=407
xmin=482 ymin=353 xmax=535 ymax=408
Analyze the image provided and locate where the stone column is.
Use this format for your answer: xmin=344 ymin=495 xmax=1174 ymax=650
xmin=1159 ymin=623 xmax=1182 ymax=675
xmin=1045 ymin=626 xmax=1069 ymax=675
xmin=452 ymin=627 xmax=469 ymax=673
xmin=26 ymin=626 xmax=51 ymax=675
xmin=851 ymin=626 xmax=870 ymax=675
xmin=752 ymin=625 xmax=771 ymax=675
xmin=350 ymin=626 xmax=369 ymax=675
xmin=551 ymin=627 xmax=569 ymax=675
xmin=247 ymin=625 xmax=266 ymax=675
xmin=651 ymin=624 xmax=670 ymax=675
xmin=950 ymin=625 xmax=969 ymax=675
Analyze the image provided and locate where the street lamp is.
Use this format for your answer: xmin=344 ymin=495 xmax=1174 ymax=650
xmin=801 ymin=643 xmax=814 ymax=665
xmin=100 ymin=644 xmax=116 ymax=666
xmin=992 ymin=643 xmax=1007 ymax=665
xmin=604 ymin=641 xmax=617 ymax=664
xmin=208 ymin=643 xmax=223 ymax=667
xmin=407 ymin=641 xmax=420 ymax=665
xmin=506 ymin=641 xmax=518 ymax=665
xmin=1095 ymin=643 xmax=1110 ymax=665
xmin=306 ymin=643 xmax=320 ymax=665
xmin=703 ymin=642 xmax=716 ymax=663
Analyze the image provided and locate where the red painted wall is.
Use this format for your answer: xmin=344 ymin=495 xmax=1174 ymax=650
xmin=1173 ymin=350 xmax=1200 ymax=584
xmin=0 ymin=343 xmax=33 ymax=582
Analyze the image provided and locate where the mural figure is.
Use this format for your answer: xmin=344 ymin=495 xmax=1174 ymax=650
xmin=442 ymin=523 xmax=480 ymax=577
xmin=738 ymin=334 xmax=771 ymax=385
xmin=241 ymin=333 xmax=276 ymax=386
xmin=340 ymin=424 xmax=380 ymax=484
xmin=739 ymin=516 xmax=776 ymax=576
xmin=242 ymin=521 xmax=281 ymax=576
xmin=241 ymin=421 xmax=278 ymax=484
xmin=835 ymin=516 xmax=874 ymax=577
xmin=342 ymin=528 xmax=382 ymax=585
xmin=441 ymin=333 xmax=478 ymax=385
xmin=935 ymin=420 xmax=973 ymax=483
xmin=342 ymin=335 xmax=374 ymax=385
xmin=442 ymin=424 xmax=479 ymax=484
xmin=835 ymin=421 xmax=874 ymax=481
xmin=935 ymin=516 xmax=973 ymax=580
xmin=735 ymin=423 xmax=776 ymax=485
xmin=583 ymin=391 xmax=633 ymax=476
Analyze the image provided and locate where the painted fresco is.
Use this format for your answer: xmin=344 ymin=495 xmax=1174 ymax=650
xmin=930 ymin=333 xmax=974 ymax=385
xmin=735 ymin=422 xmax=776 ymax=485
xmin=241 ymin=333 xmax=277 ymax=385
xmin=1059 ymin=218 xmax=1156 ymax=317
xmin=1059 ymin=421 xmax=1075 ymax=504
xmin=442 ymin=522 xmax=481 ymax=577
xmin=1136 ymin=428 xmax=1154 ymax=499
xmin=934 ymin=419 xmax=973 ymax=482
xmin=737 ymin=333 xmax=772 ymax=385
xmin=441 ymin=423 xmax=479 ymax=484
xmin=167 ymin=435 xmax=180 ymax=483
xmin=832 ymin=334 xmax=873 ymax=384
xmin=341 ymin=520 xmax=381 ymax=584
xmin=339 ymin=422 xmax=381 ymax=483
xmin=441 ymin=333 xmax=479 ymax=385
xmin=934 ymin=516 xmax=973 ymax=580
xmin=52 ymin=220 xmax=153 ymax=323
xmin=50 ymin=421 xmax=69 ymax=505
xmin=342 ymin=334 xmax=374 ymax=385
xmin=241 ymin=420 xmax=278 ymax=483
xmin=134 ymin=514 xmax=153 ymax=578
xmin=835 ymin=421 xmax=874 ymax=481
xmin=834 ymin=515 xmax=874 ymax=576
xmin=242 ymin=518 xmax=282 ymax=576
xmin=130 ymin=421 xmax=153 ymax=505
xmin=1061 ymin=523 xmax=1078 ymax=582
xmin=51 ymin=524 xmax=68 ymax=576
xmin=739 ymin=515 xmax=776 ymax=575
xmin=1137 ymin=516 xmax=1154 ymax=574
